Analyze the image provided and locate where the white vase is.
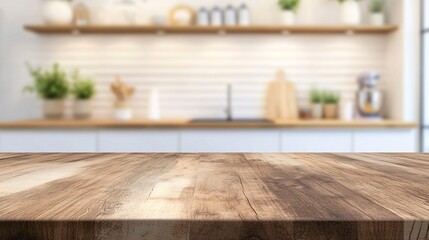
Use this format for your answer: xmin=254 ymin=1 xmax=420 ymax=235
xmin=340 ymin=101 xmax=354 ymax=121
xmin=73 ymin=100 xmax=92 ymax=119
xmin=148 ymin=88 xmax=161 ymax=121
xmin=42 ymin=0 xmax=73 ymax=25
xmin=43 ymin=100 xmax=65 ymax=119
xmin=281 ymin=11 xmax=295 ymax=25
xmin=370 ymin=13 xmax=385 ymax=26
xmin=311 ymin=104 xmax=323 ymax=119
xmin=341 ymin=0 xmax=361 ymax=25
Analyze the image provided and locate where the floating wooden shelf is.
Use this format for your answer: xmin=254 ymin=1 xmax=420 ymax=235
xmin=0 ymin=119 xmax=417 ymax=129
xmin=24 ymin=25 xmax=398 ymax=35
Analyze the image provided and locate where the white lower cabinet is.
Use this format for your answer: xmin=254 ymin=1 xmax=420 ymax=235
xmin=180 ymin=129 xmax=280 ymax=152
xmin=0 ymin=128 xmax=418 ymax=153
xmin=281 ymin=130 xmax=353 ymax=152
xmin=423 ymin=129 xmax=429 ymax=152
xmin=98 ymin=130 xmax=179 ymax=152
xmin=0 ymin=130 xmax=97 ymax=152
xmin=353 ymin=129 xmax=417 ymax=152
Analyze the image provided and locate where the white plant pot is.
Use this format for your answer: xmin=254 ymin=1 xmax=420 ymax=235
xmin=370 ymin=13 xmax=385 ymax=26
xmin=311 ymin=104 xmax=323 ymax=119
xmin=43 ymin=99 xmax=65 ymax=119
xmin=341 ymin=0 xmax=361 ymax=25
xmin=281 ymin=11 xmax=296 ymax=25
xmin=42 ymin=0 xmax=73 ymax=25
xmin=74 ymin=100 xmax=92 ymax=119
xmin=113 ymin=101 xmax=133 ymax=121
xmin=114 ymin=108 xmax=133 ymax=121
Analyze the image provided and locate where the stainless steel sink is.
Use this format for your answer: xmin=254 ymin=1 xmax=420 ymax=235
xmin=191 ymin=84 xmax=273 ymax=124
xmin=190 ymin=118 xmax=273 ymax=123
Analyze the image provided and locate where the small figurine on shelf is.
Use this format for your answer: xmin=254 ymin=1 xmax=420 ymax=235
xmin=111 ymin=75 xmax=135 ymax=121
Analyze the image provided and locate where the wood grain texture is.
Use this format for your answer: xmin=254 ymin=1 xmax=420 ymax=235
xmin=0 ymin=153 xmax=427 ymax=240
xmin=24 ymin=25 xmax=398 ymax=34
xmin=0 ymin=119 xmax=418 ymax=129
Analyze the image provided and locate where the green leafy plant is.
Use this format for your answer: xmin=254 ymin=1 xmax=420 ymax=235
xmin=25 ymin=63 xmax=69 ymax=100
xmin=71 ymin=70 xmax=96 ymax=100
xmin=322 ymin=91 xmax=340 ymax=104
xmin=370 ymin=0 xmax=384 ymax=13
xmin=278 ymin=0 xmax=300 ymax=11
xmin=310 ymin=89 xmax=323 ymax=104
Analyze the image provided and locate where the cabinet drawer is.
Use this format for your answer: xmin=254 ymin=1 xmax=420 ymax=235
xmin=98 ymin=130 xmax=179 ymax=152
xmin=353 ymin=130 xmax=417 ymax=152
xmin=281 ymin=130 xmax=353 ymax=152
xmin=180 ymin=130 xmax=280 ymax=152
xmin=0 ymin=130 xmax=97 ymax=152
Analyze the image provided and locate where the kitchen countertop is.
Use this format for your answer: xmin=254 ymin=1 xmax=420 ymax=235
xmin=0 ymin=153 xmax=427 ymax=240
xmin=0 ymin=118 xmax=418 ymax=129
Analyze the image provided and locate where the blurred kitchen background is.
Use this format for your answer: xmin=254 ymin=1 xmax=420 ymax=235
xmin=0 ymin=0 xmax=424 ymax=153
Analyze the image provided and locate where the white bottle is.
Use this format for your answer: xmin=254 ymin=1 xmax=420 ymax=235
xmin=148 ymin=88 xmax=161 ymax=121
xmin=238 ymin=3 xmax=250 ymax=26
xmin=211 ymin=7 xmax=223 ymax=26
xmin=197 ymin=7 xmax=210 ymax=26
xmin=224 ymin=5 xmax=237 ymax=26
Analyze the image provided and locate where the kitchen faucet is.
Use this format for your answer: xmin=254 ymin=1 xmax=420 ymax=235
xmin=226 ymin=83 xmax=232 ymax=121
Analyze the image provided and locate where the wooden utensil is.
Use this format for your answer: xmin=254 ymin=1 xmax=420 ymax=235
xmin=111 ymin=75 xmax=135 ymax=103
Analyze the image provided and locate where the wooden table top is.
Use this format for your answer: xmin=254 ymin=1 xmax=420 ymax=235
xmin=0 ymin=119 xmax=418 ymax=129
xmin=0 ymin=153 xmax=427 ymax=222
xmin=0 ymin=153 xmax=428 ymax=239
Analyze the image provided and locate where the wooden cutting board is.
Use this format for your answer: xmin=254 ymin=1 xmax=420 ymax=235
xmin=265 ymin=70 xmax=299 ymax=120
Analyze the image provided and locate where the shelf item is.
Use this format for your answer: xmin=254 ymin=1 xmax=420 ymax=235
xmin=24 ymin=25 xmax=398 ymax=35
xmin=169 ymin=5 xmax=196 ymax=26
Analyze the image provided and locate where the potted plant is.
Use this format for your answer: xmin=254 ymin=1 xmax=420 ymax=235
xmin=322 ymin=91 xmax=340 ymax=119
xmin=337 ymin=0 xmax=362 ymax=25
xmin=25 ymin=63 xmax=69 ymax=119
xmin=42 ymin=0 xmax=73 ymax=25
xmin=278 ymin=0 xmax=300 ymax=25
xmin=369 ymin=0 xmax=385 ymax=25
xmin=310 ymin=88 xmax=323 ymax=119
xmin=71 ymin=70 xmax=96 ymax=119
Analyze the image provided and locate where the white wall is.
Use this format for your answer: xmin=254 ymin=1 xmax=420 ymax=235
xmin=385 ymin=0 xmax=420 ymax=122
xmin=0 ymin=0 xmax=417 ymax=121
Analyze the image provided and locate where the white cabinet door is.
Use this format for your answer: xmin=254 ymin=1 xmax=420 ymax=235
xmin=180 ymin=129 xmax=280 ymax=152
xmin=0 ymin=130 xmax=97 ymax=152
xmin=423 ymin=129 xmax=429 ymax=152
xmin=98 ymin=130 xmax=179 ymax=152
xmin=353 ymin=130 xmax=417 ymax=152
xmin=281 ymin=130 xmax=353 ymax=152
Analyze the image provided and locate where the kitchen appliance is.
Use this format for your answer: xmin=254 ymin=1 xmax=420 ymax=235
xmin=356 ymin=71 xmax=383 ymax=118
